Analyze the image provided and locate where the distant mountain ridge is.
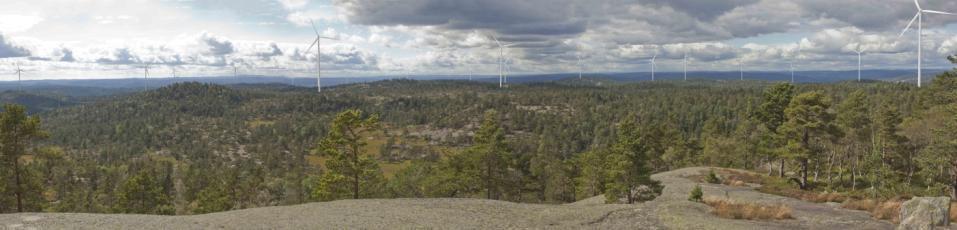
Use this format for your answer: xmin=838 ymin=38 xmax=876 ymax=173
xmin=0 ymin=69 xmax=948 ymax=92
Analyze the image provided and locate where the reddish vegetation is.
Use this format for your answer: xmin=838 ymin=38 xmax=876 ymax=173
xmin=702 ymin=196 xmax=793 ymax=220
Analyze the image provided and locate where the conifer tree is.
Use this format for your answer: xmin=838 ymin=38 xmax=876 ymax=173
xmin=313 ymin=109 xmax=384 ymax=201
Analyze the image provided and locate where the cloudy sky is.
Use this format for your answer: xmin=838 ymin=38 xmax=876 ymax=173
xmin=1 ymin=0 xmax=957 ymax=79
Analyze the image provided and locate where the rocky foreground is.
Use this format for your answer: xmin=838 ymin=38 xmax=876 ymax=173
xmin=0 ymin=167 xmax=898 ymax=229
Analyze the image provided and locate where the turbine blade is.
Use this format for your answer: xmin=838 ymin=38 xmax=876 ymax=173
xmin=914 ymin=0 xmax=921 ymax=9
xmin=306 ymin=38 xmax=319 ymax=51
xmin=899 ymin=13 xmax=920 ymax=38
xmin=311 ymin=20 xmax=320 ymax=36
xmin=922 ymin=10 xmax=955 ymax=15
xmin=320 ymin=36 xmax=338 ymax=40
xmin=489 ymin=35 xmax=502 ymax=47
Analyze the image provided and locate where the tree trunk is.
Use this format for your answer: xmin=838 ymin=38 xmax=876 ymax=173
xmin=779 ymin=158 xmax=785 ymax=177
xmin=353 ymin=143 xmax=360 ymax=200
xmin=800 ymin=157 xmax=809 ymax=190
xmin=13 ymin=156 xmax=23 ymax=212
xmin=486 ymin=156 xmax=493 ymax=200
xmin=800 ymin=128 xmax=810 ymax=190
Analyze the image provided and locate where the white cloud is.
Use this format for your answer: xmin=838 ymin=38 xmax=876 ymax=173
xmin=0 ymin=14 xmax=43 ymax=33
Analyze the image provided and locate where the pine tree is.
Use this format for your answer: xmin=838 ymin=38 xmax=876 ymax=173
xmin=755 ymin=83 xmax=795 ymax=177
xmin=530 ymin=131 xmax=572 ymax=202
xmin=114 ymin=170 xmax=172 ymax=214
xmin=313 ymin=109 xmax=384 ymax=201
xmin=0 ymin=104 xmax=49 ymax=212
xmin=469 ymin=110 xmax=509 ymax=200
xmin=604 ymin=115 xmax=662 ymax=203
xmin=836 ymin=90 xmax=870 ymax=190
xmin=779 ymin=91 xmax=842 ymax=190
xmin=875 ymin=103 xmax=910 ymax=183
xmin=574 ymin=149 xmax=607 ymax=200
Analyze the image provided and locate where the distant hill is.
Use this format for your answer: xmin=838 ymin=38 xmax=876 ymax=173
xmin=0 ymin=69 xmax=948 ymax=94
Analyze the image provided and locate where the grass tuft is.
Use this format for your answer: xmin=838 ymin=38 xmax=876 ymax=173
xmin=702 ymin=196 xmax=793 ymax=220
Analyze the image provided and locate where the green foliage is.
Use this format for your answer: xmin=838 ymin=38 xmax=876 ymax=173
xmin=114 ymin=170 xmax=173 ymax=215
xmin=604 ymin=115 xmax=663 ymax=204
xmin=313 ymin=109 xmax=384 ymax=201
xmin=0 ymin=104 xmax=49 ymax=212
xmin=574 ymin=149 xmax=608 ymax=200
xmin=468 ymin=110 xmax=511 ymax=200
xmin=779 ymin=91 xmax=841 ymax=189
xmin=707 ymin=169 xmax=721 ymax=184
xmin=756 ymin=83 xmax=795 ymax=133
xmin=11 ymin=68 xmax=957 ymax=213
xmin=689 ymin=184 xmax=703 ymax=202
xmin=194 ymin=180 xmax=232 ymax=214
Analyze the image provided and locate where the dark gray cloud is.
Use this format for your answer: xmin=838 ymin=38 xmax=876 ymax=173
xmin=0 ymin=34 xmax=30 ymax=58
xmin=202 ymin=33 xmax=235 ymax=55
xmin=336 ymin=0 xmax=589 ymax=36
xmin=60 ymin=48 xmax=76 ymax=62
xmin=256 ymin=43 xmax=283 ymax=60
xmin=643 ymin=0 xmax=760 ymax=21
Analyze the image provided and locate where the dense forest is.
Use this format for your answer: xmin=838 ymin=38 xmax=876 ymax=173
xmin=0 ymin=59 xmax=956 ymax=215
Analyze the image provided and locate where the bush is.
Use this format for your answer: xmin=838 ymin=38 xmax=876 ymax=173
xmin=706 ymin=169 xmax=721 ymax=184
xmin=689 ymin=184 xmax=703 ymax=202
xmin=703 ymin=196 xmax=793 ymax=220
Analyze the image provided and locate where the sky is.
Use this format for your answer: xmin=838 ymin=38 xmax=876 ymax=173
xmin=1 ymin=0 xmax=957 ymax=80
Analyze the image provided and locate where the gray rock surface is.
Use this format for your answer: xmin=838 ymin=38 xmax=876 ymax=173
xmin=0 ymin=167 xmax=898 ymax=229
xmin=898 ymin=197 xmax=951 ymax=230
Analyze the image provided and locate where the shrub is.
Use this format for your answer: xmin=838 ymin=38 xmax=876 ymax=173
xmin=702 ymin=196 xmax=793 ymax=220
xmin=689 ymin=184 xmax=703 ymax=202
xmin=706 ymin=169 xmax=721 ymax=184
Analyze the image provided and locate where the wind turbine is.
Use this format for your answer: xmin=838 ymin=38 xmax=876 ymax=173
xmin=142 ymin=64 xmax=151 ymax=91
xmin=789 ymin=62 xmax=795 ymax=83
xmin=13 ymin=63 xmax=26 ymax=91
xmin=491 ymin=35 xmax=515 ymax=88
xmin=683 ymin=52 xmax=688 ymax=81
xmin=899 ymin=0 xmax=954 ymax=88
xmin=853 ymin=45 xmax=865 ymax=82
xmin=650 ymin=54 xmax=657 ymax=81
xmin=504 ymin=57 xmax=512 ymax=86
xmin=738 ymin=58 xmax=744 ymax=81
xmin=306 ymin=20 xmax=338 ymax=93
xmin=576 ymin=54 xmax=584 ymax=80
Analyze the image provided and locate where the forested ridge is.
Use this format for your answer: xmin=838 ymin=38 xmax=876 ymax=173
xmin=0 ymin=65 xmax=956 ymax=215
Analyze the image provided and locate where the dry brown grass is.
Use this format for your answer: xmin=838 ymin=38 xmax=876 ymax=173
xmin=702 ymin=196 xmax=793 ymax=220
xmin=871 ymin=200 xmax=902 ymax=223
xmin=715 ymin=169 xmax=766 ymax=184
xmin=951 ymin=203 xmax=957 ymax=223
xmin=841 ymin=199 xmax=878 ymax=211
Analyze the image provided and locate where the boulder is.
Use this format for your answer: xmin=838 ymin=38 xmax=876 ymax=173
xmin=898 ymin=197 xmax=951 ymax=230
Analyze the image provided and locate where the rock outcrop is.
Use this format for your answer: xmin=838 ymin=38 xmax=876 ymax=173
xmin=898 ymin=196 xmax=951 ymax=230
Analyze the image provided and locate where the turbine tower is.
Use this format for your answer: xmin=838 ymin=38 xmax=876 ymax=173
xmin=650 ymin=54 xmax=657 ymax=81
xmin=789 ymin=62 xmax=794 ymax=83
xmin=306 ymin=20 xmax=338 ymax=93
xmin=143 ymin=64 xmax=151 ymax=91
xmin=854 ymin=45 xmax=865 ymax=82
xmin=683 ymin=52 xmax=688 ymax=81
xmin=13 ymin=63 xmax=26 ymax=91
xmin=899 ymin=0 xmax=953 ymax=87
xmin=738 ymin=58 xmax=744 ymax=81
xmin=491 ymin=35 xmax=515 ymax=88
xmin=576 ymin=54 xmax=584 ymax=80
